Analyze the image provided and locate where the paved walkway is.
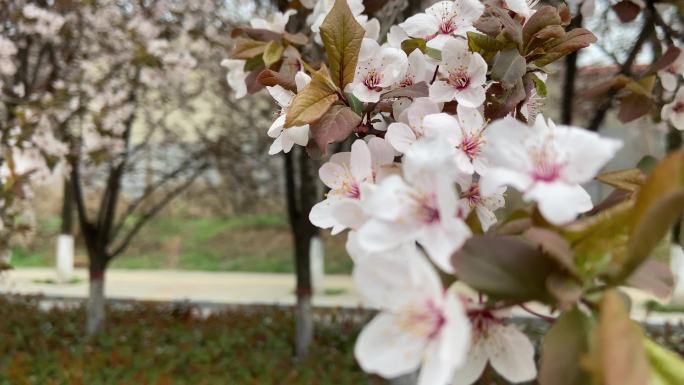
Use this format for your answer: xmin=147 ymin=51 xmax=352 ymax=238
xmin=1 ymin=268 xmax=682 ymax=324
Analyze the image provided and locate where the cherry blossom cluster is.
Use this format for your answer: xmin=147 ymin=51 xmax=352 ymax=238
xmin=215 ymin=0 xmax=684 ymax=383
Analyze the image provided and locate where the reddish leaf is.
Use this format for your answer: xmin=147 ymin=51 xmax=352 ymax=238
xmin=644 ymin=46 xmax=682 ymax=76
xmin=309 ymin=105 xmax=361 ymax=154
xmin=618 ymin=92 xmax=652 ymax=123
xmin=230 ymin=38 xmax=268 ymax=60
xmin=539 ymin=308 xmax=592 ymax=385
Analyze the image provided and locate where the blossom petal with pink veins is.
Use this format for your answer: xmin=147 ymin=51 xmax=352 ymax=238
xmin=386 ymin=122 xmax=418 ymax=153
xmin=350 ymin=140 xmax=373 ymax=182
xmin=419 ymin=294 xmax=471 ymax=385
xmin=286 ymin=125 xmax=309 ymax=146
xmin=319 ymin=162 xmax=346 ymax=190
xmin=268 ymin=135 xmax=283 ymax=155
xmin=355 ymin=313 xmax=426 ymax=378
xmin=400 ymin=13 xmax=438 ymax=40
xmin=486 ymin=325 xmax=537 ymax=383
xmin=480 ymin=168 xmax=533 ymax=196
xmin=367 ymin=137 xmax=395 ymax=168
xmin=558 ymin=128 xmax=622 ymax=183
xmin=430 ymin=80 xmax=458 ymax=102
xmin=294 ymin=71 xmax=311 ymax=92
xmin=267 ymin=115 xmax=285 ymax=138
xmin=450 ymin=341 xmax=488 ymax=385
xmin=266 ymin=85 xmax=294 ymax=107
xmin=525 ymin=182 xmax=593 ymax=225
xmin=456 ymin=86 xmax=486 ymax=108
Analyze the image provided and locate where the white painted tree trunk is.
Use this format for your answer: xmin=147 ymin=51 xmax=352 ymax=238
xmin=310 ymin=235 xmax=324 ymax=294
xmin=295 ymin=293 xmax=313 ymax=361
xmin=55 ymin=234 xmax=74 ymax=283
xmin=87 ymin=274 xmax=105 ymax=335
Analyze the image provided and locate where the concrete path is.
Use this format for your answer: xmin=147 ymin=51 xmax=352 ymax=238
xmin=1 ymin=268 xmax=682 ymax=324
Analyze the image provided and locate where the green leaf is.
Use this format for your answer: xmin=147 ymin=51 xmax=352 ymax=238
xmin=615 ymin=150 xmax=684 ymax=282
xmin=491 ymin=48 xmax=527 ymax=89
xmin=539 ymin=308 xmax=593 ymax=385
xmin=345 ymin=92 xmax=363 ymax=116
xmin=593 ymin=290 xmax=650 ymax=385
xmin=425 ymin=47 xmax=442 ymax=61
xmin=644 ymin=338 xmax=684 ymax=385
xmin=452 ymin=235 xmax=556 ymax=302
xmin=262 ymin=41 xmax=284 ymax=67
xmin=400 ymin=38 xmax=427 ymax=55
xmin=230 ymin=38 xmax=268 ymax=60
xmin=309 ymin=105 xmax=361 ymax=154
xmin=320 ymin=0 xmax=366 ymax=90
xmin=530 ymin=72 xmax=548 ymax=97
xmin=466 ymin=31 xmax=505 ymax=61
xmin=285 ymin=67 xmax=339 ymax=128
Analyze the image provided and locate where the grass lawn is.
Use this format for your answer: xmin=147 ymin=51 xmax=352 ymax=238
xmin=11 ymin=213 xmax=352 ymax=274
xmin=0 ymin=296 xmax=380 ymax=385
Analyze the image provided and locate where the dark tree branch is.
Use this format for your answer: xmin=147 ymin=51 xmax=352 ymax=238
xmin=561 ymin=13 xmax=583 ymax=125
xmin=109 ymin=162 xmax=209 ymax=258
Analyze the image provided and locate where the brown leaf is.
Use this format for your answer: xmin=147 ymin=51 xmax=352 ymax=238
xmin=594 ymin=290 xmax=650 ymax=385
xmin=320 ymin=0 xmax=366 ymax=90
xmin=231 ymin=27 xmax=281 ymax=42
xmin=523 ymin=227 xmax=578 ymax=276
xmin=534 ymin=28 xmax=597 ymax=66
xmin=522 ymin=5 xmax=562 ymax=51
xmin=596 ymin=168 xmax=646 ymax=192
xmin=309 ymin=105 xmax=361 ymax=154
xmin=230 ymin=38 xmax=268 ymax=60
xmin=285 ymin=67 xmax=339 ymax=128
xmin=484 ymin=79 xmax=527 ymax=120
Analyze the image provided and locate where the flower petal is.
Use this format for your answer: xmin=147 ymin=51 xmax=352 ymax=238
xmin=486 ymin=325 xmax=537 ymax=383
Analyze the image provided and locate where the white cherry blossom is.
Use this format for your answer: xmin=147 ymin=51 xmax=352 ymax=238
xmin=350 ymin=38 xmax=408 ymax=103
xmin=386 ymin=97 xmax=442 ymax=153
xmin=456 ymin=178 xmax=506 ymax=232
xmin=394 ymin=49 xmax=436 ymax=88
xmin=354 ymin=248 xmax=471 ymax=385
xmin=480 ymin=115 xmax=622 ymax=225
xmin=220 ymin=59 xmax=247 ymax=99
xmin=309 ymin=138 xmax=394 ymax=234
xmin=400 ymin=0 xmax=485 ymax=50
xmin=265 ymin=72 xmax=312 ymax=154
xmin=451 ymin=307 xmax=536 ymax=385
xmin=358 ymin=138 xmax=471 ymax=272
xmin=430 ymin=39 xmax=487 ymax=108
xmin=422 ymin=105 xmax=491 ymax=175
xmin=250 ymin=9 xmax=296 ymax=34
xmin=662 ymin=87 xmax=684 ymax=131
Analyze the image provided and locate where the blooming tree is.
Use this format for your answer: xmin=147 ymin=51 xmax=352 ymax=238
xmin=224 ymin=0 xmax=684 ymax=383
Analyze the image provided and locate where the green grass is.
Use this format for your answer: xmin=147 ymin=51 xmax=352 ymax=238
xmin=11 ymin=213 xmax=353 ymax=274
xmin=0 ymin=296 xmax=381 ymax=385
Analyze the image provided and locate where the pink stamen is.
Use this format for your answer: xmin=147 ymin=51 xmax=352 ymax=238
xmin=448 ymin=71 xmax=470 ymax=90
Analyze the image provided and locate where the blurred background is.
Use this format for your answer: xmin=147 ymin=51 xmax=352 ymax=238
xmin=0 ymin=0 xmax=682 ymax=384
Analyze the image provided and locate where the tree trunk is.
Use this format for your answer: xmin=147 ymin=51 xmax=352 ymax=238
xmin=561 ymin=14 xmax=582 ymax=125
xmin=284 ymin=147 xmax=319 ymax=361
xmin=86 ymin=262 xmax=106 ymax=336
